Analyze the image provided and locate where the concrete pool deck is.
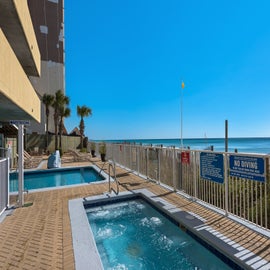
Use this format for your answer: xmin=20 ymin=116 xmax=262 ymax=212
xmin=0 ymin=158 xmax=270 ymax=269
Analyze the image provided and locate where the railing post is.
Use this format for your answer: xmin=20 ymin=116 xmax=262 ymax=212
xmin=179 ymin=148 xmax=182 ymax=191
xmin=173 ymin=147 xmax=176 ymax=191
xmin=130 ymin=144 xmax=132 ymax=170
xmin=158 ymin=147 xmax=161 ymax=185
xmin=137 ymin=145 xmax=140 ymax=175
xmin=146 ymin=147 xmax=148 ymax=178
xmin=123 ymin=144 xmax=126 ymax=168
xmin=193 ymin=151 xmax=197 ymax=200
xmin=224 ymin=153 xmax=229 ymax=216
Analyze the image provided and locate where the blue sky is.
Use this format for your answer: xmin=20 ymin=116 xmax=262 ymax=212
xmin=65 ymin=0 xmax=270 ymax=140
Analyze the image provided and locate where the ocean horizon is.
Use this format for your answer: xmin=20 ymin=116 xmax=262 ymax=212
xmin=98 ymin=137 xmax=270 ymax=154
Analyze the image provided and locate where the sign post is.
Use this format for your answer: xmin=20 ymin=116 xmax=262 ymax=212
xmin=10 ymin=120 xmax=30 ymax=207
xmin=180 ymin=81 xmax=185 ymax=149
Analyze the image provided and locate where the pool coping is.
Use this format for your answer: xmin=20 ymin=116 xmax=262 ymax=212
xmin=69 ymin=196 xmax=104 ymax=270
xmin=9 ymin=164 xmax=110 ymax=195
xmin=69 ymin=188 xmax=269 ymax=270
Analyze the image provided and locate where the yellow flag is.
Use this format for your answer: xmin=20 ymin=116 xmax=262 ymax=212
xmin=181 ymin=81 xmax=185 ymax=89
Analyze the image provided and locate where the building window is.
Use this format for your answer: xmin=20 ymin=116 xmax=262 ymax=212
xmin=40 ymin=25 xmax=48 ymax=34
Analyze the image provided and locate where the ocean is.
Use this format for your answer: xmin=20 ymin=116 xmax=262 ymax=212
xmin=103 ymin=137 xmax=270 ymax=154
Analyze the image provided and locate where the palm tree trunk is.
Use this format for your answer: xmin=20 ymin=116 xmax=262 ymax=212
xmin=59 ymin=120 xmax=63 ymax=150
xmin=59 ymin=132 xmax=62 ymax=149
xmin=54 ymin=114 xmax=58 ymax=150
xmin=55 ymin=123 xmax=58 ymax=150
xmin=79 ymin=118 xmax=85 ymax=150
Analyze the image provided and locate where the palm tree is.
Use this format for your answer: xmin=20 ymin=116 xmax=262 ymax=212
xmin=59 ymin=106 xmax=71 ymax=150
xmin=77 ymin=105 xmax=92 ymax=149
xmin=42 ymin=93 xmax=54 ymax=151
xmin=53 ymin=90 xmax=70 ymax=150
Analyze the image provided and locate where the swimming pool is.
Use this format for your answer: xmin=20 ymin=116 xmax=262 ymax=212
xmin=70 ymin=190 xmax=247 ymax=270
xmin=9 ymin=166 xmax=106 ymax=192
xmin=86 ymin=198 xmax=232 ymax=269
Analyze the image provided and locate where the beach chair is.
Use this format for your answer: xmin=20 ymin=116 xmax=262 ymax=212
xmin=23 ymin=150 xmax=43 ymax=169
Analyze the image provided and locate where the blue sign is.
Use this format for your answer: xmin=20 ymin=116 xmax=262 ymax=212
xmin=200 ymin=152 xmax=224 ymax=183
xmin=229 ymin=155 xmax=265 ymax=182
xmin=9 ymin=120 xmax=30 ymax=126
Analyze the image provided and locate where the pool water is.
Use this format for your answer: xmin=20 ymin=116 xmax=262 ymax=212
xmin=9 ymin=167 xmax=105 ymax=192
xmin=86 ymin=199 xmax=233 ymax=270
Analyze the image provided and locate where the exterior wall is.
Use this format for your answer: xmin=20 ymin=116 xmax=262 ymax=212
xmin=28 ymin=0 xmax=65 ymax=134
xmin=0 ymin=29 xmax=40 ymax=122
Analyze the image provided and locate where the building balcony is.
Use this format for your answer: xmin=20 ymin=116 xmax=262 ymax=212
xmin=0 ymin=0 xmax=41 ymax=77
xmin=0 ymin=29 xmax=40 ymax=123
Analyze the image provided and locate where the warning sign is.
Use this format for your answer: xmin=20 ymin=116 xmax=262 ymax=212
xmin=200 ymin=152 xmax=224 ymax=183
xmin=229 ymin=155 xmax=265 ymax=182
xmin=181 ymin=151 xmax=190 ymax=164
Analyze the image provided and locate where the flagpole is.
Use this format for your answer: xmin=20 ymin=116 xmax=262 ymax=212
xmin=181 ymin=81 xmax=184 ymax=149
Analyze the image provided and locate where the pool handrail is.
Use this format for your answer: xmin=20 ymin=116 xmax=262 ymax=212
xmin=108 ymin=161 xmax=119 ymax=195
xmin=99 ymin=161 xmax=107 ymax=175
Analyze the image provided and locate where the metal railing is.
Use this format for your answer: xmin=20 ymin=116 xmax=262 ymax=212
xmin=0 ymin=158 xmax=9 ymax=215
xmin=108 ymin=161 xmax=119 ymax=195
xmin=102 ymin=143 xmax=270 ymax=230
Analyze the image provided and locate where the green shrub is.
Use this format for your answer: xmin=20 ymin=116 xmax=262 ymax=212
xmin=99 ymin=142 xmax=106 ymax=154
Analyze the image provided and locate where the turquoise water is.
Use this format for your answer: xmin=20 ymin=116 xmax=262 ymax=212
xmin=86 ymin=199 xmax=233 ymax=270
xmin=103 ymin=137 xmax=270 ymax=154
xmin=9 ymin=167 xmax=104 ymax=192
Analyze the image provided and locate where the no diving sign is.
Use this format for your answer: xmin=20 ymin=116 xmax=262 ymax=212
xmin=229 ymin=155 xmax=265 ymax=182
